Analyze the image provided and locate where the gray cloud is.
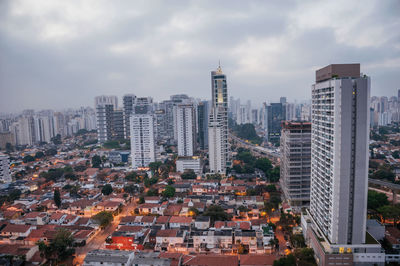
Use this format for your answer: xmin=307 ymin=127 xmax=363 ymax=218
xmin=0 ymin=0 xmax=399 ymax=112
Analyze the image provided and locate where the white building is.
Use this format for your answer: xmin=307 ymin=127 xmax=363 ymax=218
xmin=305 ymin=64 xmax=384 ymax=265
xmin=208 ymin=65 xmax=230 ymax=174
xmin=176 ymin=156 xmax=202 ymax=174
xmin=0 ymin=153 xmax=11 ymax=183
xmin=208 ymin=109 xmax=224 ymax=174
xmin=130 ymin=97 xmax=156 ymax=169
xmin=174 ymin=103 xmax=196 ymax=156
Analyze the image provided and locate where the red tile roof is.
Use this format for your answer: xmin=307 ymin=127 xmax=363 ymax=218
xmin=240 ymin=254 xmax=276 ymax=266
xmin=182 ymin=255 xmax=239 ymax=266
xmin=156 ymin=229 xmax=179 ymax=237
xmin=169 ymin=216 xmax=192 ymax=224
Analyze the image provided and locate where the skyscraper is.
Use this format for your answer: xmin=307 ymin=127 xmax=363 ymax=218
xmin=266 ymin=103 xmax=285 ymax=143
xmin=208 ymin=64 xmax=230 ymax=173
xmin=280 ymin=121 xmax=311 ymax=212
xmin=0 ymin=153 xmax=11 ymax=183
xmin=130 ymin=97 xmax=156 ymax=169
xmin=95 ymin=95 xmax=118 ymax=143
xmin=197 ymin=101 xmax=209 ymax=150
xmin=174 ymin=103 xmax=196 ymax=156
xmin=302 ymin=64 xmax=384 ymax=265
xmin=123 ymin=94 xmax=136 ymax=140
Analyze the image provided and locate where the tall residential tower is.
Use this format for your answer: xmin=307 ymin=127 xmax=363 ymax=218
xmin=208 ymin=65 xmax=230 ymax=174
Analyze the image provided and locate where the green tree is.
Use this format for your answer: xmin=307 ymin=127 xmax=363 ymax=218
xmin=204 ymin=205 xmax=230 ymax=222
xmin=234 ymin=123 xmax=263 ymax=145
xmin=290 ymin=234 xmax=306 ymax=248
xmin=273 ymin=254 xmax=296 ymax=266
xmin=92 ymin=155 xmax=102 ymax=168
xmin=92 ymin=211 xmax=113 ymax=229
xmin=146 ymin=188 xmax=159 ymax=196
xmin=37 ymin=228 xmax=75 ymax=264
xmin=162 ymin=185 xmax=176 ymax=198
xmin=45 ymin=148 xmax=58 ymax=156
xmin=123 ymin=184 xmax=136 ymax=195
xmin=255 ymin=157 xmax=273 ymax=173
xmin=377 ymin=205 xmax=400 ymax=226
xmin=181 ymin=170 xmax=197 ymax=179
xmin=23 ymin=155 xmax=35 ymax=163
xmin=368 ymin=190 xmax=389 ymax=210
xmin=103 ymin=140 xmax=120 ymax=149
xmin=35 ymin=151 xmax=45 ymax=159
xmin=149 ymin=161 xmax=162 ymax=173
xmin=51 ymin=134 xmax=62 ymax=145
xmin=294 ymin=248 xmax=317 ymax=266
xmin=101 ymin=184 xmax=113 ymax=195
xmin=8 ymin=189 xmax=21 ymax=202
xmin=54 ymin=188 xmax=61 ymax=208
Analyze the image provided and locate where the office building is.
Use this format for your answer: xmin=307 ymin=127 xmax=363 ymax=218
xmin=197 ymin=101 xmax=209 ymax=150
xmin=303 ymin=64 xmax=384 ymax=265
xmin=208 ymin=65 xmax=230 ymax=174
xmin=265 ymin=103 xmax=285 ymax=143
xmin=280 ymin=121 xmax=311 ymax=212
xmin=130 ymin=97 xmax=156 ymax=169
xmin=174 ymin=103 xmax=196 ymax=156
xmin=123 ymin=94 xmax=136 ymax=139
xmin=0 ymin=153 xmax=11 ymax=183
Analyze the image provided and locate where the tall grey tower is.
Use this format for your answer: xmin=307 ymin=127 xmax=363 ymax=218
xmin=309 ymin=64 xmax=370 ymax=245
xmin=208 ymin=64 xmax=230 ymax=173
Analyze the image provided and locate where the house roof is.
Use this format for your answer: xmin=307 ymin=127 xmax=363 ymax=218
xmin=182 ymin=255 xmax=239 ymax=266
xmin=239 ymin=254 xmax=275 ymax=266
xmin=169 ymin=216 xmax=192 ymax=224
xmin=156 ymin=229 xmax=179 ymax=237
xmin=2 ymin=224 xmax=31 ymax=233
xmin=156 ymin=216 xmax=171 ymax=224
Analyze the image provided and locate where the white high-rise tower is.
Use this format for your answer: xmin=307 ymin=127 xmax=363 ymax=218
xmin=208 ymin=64 xmax=230 ymax=174
xmin=175 ymin=103 xmax=196 ymax=156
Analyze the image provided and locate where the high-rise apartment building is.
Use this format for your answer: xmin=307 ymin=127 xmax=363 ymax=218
xmin=123 ymin=94 xmax=136 ymax=139
xmin=303 ymin=64 xmax=384 ymax=265
xmin=197 ymin=101 xmax=209 ymax=150
xmin=208 ymin=108 xmax=224 ymax=173
xmin=0 ymin=153 xmax=11 ymax=183
xmin=174 ymin=103 xmax=196 ymax=156
xmin=130 ymin=97 xmax=156 ymax=169
xmin=208 ymin=65 xmax=230 ymax=173
xmin=95 ymin=95 xmax=118 ymax=143
xmin=280 ymin=121 xmax=311 ymax=212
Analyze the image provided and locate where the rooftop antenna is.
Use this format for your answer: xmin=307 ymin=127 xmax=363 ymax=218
xmin=217 ymin=60 xmax=222 ymax=73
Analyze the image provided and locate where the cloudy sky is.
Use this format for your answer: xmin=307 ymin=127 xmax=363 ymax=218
xmin=1 ymin=0 xmax=399 ymax=113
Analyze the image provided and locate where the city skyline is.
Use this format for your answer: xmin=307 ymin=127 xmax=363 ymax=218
xmin=1 ymin=0 xmax=400 ymax=113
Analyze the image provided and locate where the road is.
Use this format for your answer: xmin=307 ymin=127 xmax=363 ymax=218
xmin=73 ymin=199 xmax=137 ymax=265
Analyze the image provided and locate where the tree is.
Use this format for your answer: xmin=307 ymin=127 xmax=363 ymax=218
xmin=238 ymin=243 xmax=249 ymax=254
xmin=377 ymin=205 xmax=400 ymax=226
xmin=37 ymin=228 xmax=75 ymax=264
xmin=146 ymin=188 xmax=158 ymax=196
xmin=273 ymin=254 xmax=296 ymax=266
xmin=368 ymin=190 xmax=389 ymax=210
xmin=181 ymin=170 xmax=197 ymax=179
xmin=204 ymin=205 xmax=230 ymax=222
xmin=51 ymin=134 xmax=62 ymax=145
xmin=234 ymin=123 xmax=263 ymax=145
xmin=35 ymin=151 xmax=45 ymax=159
xmin=101 ymin=184 xmax=113 ymax=195
xmin=45 ymin=148 xmax=58 ymax=156
xmin=188 ymin=207 xmax=199 ymax=217
xmin=92 ymin=211 xmax=113 ymax=229
xmin=8 ymin=189 xmax=21 ymax=202
xmin=54 ymin=189 xmax=61 ymax=208
xmin=162 ymin=185 xmax=176 ymax=198
xmin=393 ymin=151 xmax=400 ymax=159
xmin=23 ymin=155 xmax=35 ymax=163
xmin=92 ymin=155 xmax=102 ymax=168
xmin=290 ymin=234 xmax=306 ymax=248
xmin=149 ymin=161 xmax=162 ymax=173
xmin=255 ymin=158 xmax=273 ymax=173
xmin=123 ymin=184 xmax=136 ymax=195
xmin=293 ymin=248 xmax=317 ymax=266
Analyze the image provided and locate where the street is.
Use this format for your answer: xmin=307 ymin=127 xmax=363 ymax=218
xmin=73 ymin=199 xmax=137 ymax=265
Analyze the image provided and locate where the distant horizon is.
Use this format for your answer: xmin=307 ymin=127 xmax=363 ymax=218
xmin=1 ymin=1 xmax=399 ymax=113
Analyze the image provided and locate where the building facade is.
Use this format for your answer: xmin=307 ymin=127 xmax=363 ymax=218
xmin=0 ymin=153 xmax=11 ymax=183
xmin=208 ymin=65 xmax=230 ymax=174
xmin=280 ymin=121 xmax=311 ymax=212
xmin=175 ymin=103 xmax=196 ymax=156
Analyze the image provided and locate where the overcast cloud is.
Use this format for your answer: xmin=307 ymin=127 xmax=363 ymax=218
xmin=0 ymin=0 xmax=399 ymax=112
